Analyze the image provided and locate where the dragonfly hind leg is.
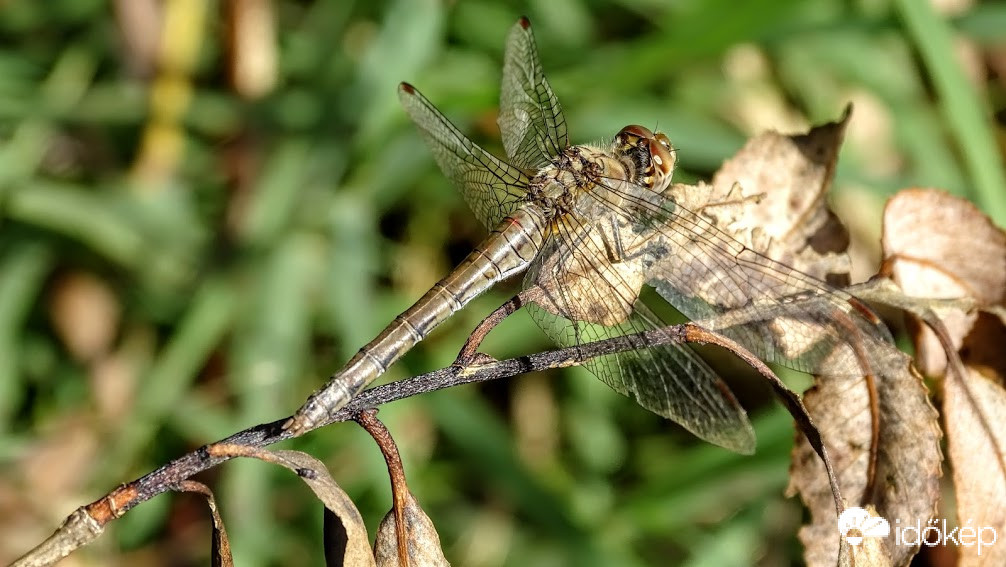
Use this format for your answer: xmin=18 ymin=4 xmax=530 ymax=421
xmin=454 ymin=288 xmax=544 ymax=366
xmin=600 ymin=213 xmax=661 ymax=263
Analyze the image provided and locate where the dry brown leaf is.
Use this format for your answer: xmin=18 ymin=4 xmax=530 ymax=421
xmin=944 ymin=363 xmax=1006 ymax=566
xmin=263 ymin=450 xmax=376 ymax=567
xmin=882 ymin=189 xmax=1006 ymax=565
xmin=210 ymin=446 xmax=376 ymax=567
xmin=661 ymin=109 xmax=886 ymax=380
xmin=692 ymin=106 xmax=853 ymax=283
xmin=788 ymin=346 xmax=941 ymax=567
xmin=882 ymin=189 xmax=1005 ymax=305
xmin=838 ymin=522 xmax=893 ymax=567
xmin=658 ymin=111 xmax=864 ymax=383
xmin=173 ymin=481 xmax=234 ymax=567
xmin=683 ymin=112 xmax=942 ymax=564
xmin=374 ymin=491 xmax=450 ymax=567
xmin=882 ymin=188 xmax=1006 ymax=375
xmin=352 ymin=409 xmax=450 ymax=567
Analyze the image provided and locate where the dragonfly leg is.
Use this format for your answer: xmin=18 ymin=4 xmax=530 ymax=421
xmin=600 ymin=213 xmax=664 ymax=263
xmin=455 ymin=287 xmax=543 ymax=366
xmin=599 ymin=213 xmax=628 ymax=262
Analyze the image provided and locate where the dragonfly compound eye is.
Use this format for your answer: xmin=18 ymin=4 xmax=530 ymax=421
xmin=616 ymin=125 xmax=654 ymax=148
xmin=646 ymin=134 xmax=676 ymax=188
xmin=655 ymin=133 xmax=672 ymax=150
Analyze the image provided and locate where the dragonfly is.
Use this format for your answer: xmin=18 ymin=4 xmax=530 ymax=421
xmin=285 ymin=17 xmax=892 ymax=452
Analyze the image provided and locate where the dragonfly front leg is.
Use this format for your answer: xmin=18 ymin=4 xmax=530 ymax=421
xmin=599 ymin=213 xmax=630 ymax=263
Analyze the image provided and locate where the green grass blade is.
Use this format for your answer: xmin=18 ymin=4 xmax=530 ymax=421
xmin=895 ymin=0 xmax=1006 ymax=224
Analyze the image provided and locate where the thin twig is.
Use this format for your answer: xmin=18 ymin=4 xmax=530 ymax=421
xmin=680 ymin=325 xmax=845 ymax=516
xmin=355 ymin=410 xmax=410 ymax=567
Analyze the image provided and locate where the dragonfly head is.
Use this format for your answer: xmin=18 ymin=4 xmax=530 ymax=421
xmin=614 ymin=125 xmax=676 ymax=192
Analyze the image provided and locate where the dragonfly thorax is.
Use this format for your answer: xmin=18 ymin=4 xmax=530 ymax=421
xmin=525 ymin=126 xmax=677 ymax=226
xmin=525 ymin=145 xmax=609 ymax=217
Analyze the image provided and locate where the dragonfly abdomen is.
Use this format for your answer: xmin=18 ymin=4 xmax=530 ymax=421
xmin=358 ymin=203 xmax=549 ymax=368
xmin=285 ymin=204 xmax=549 ymax=433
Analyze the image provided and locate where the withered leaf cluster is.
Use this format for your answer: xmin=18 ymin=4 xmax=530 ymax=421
xmin=692 ymin=111 xmax=1003 ymax=566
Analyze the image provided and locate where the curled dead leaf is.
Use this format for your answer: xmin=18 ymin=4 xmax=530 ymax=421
xmin=374 ymin=491 xmax=450 ymax=567
xmin=788 ymin=346 xmax=941 ymax=567
xmin=944 ymin=363 xmax=1006 ymax=566
xmin=353 ymin=409 xmax=450 ymax=566
xmin=173 ymin=481 xmax=234 ymax=567
xmin=696 ymin=106 xmax=853 ymax=283
xmin=882 ymin=188 xmax=1006 ymax=376
xmin=206 ymin=445 xmax=376 ymax=567
xmin=882 ymin=189 xmax=1006 ymax=306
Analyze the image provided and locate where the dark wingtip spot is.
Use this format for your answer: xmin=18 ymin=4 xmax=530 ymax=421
xmin=400 ymin=82 xmax=414 ymax=94
xmin=519 ymin=16 xmax=531 ymax=29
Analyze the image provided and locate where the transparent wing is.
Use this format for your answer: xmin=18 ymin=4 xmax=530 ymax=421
xmin=498 ymin=17 xmax=568 ymax=170
xmin=520 ymin=167 xmax=895 ymax=451
xmin=589 ymin=176 xmax=894 ymax=377
xmin=524 ymin=217 xmax=756 ymax=454
xmin=399 ymin=82 xmax=528 ymax=228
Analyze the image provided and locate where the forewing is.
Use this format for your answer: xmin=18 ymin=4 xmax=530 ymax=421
xmin=399 ymin=83 xmax=528 ymax=228
xmin=525 ymin=221 xmax=755 ymax=454
xmin=599 ymin=182 xmax=894 ymax=376
xmin=498 ymin=17 xmax=568 ymax=170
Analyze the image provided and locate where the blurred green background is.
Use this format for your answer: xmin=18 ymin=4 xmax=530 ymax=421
xmin=1 ymin=0 xmax=1003 ymax=566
